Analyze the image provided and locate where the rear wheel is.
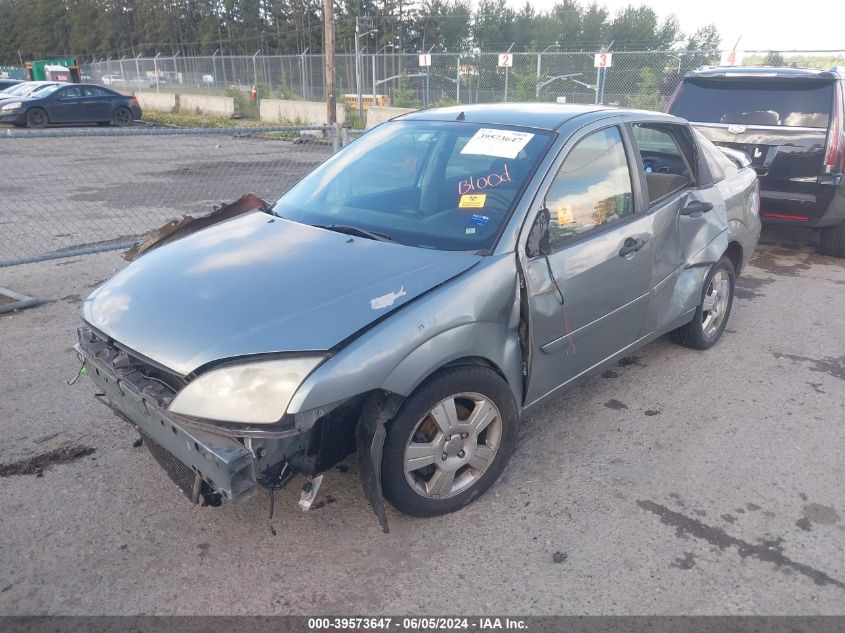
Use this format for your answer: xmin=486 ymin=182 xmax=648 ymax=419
xmin=112 ymin=107 xmax=133 ymax=126
xmin=671 ymin=256 xmax=735 ymax=350
xmin=25 ymin=108 xmax=48 ymax=129
xmin=819 ymin=223 xmax=845 ymax=258
xmin=382 ymin=365 xmax=518 ymax=517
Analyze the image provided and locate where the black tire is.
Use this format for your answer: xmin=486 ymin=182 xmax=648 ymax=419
xmin=25 ymin=108 xmax=48 ymax=128
xmin=112 ymin=106 xmax=133 ymax=127
xmin=382 ymin=365 xmax=518 ymax=517
xmin=819 ymin=223 xmax=845 ymax=258
xmin=671 ymin=255 xmax=735 ymax=350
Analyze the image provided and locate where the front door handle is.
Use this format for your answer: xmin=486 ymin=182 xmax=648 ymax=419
xmin=680 ymin=200 xmax=714 ymax=217
xmin=619 ymin=237 xmax=646 ymax=257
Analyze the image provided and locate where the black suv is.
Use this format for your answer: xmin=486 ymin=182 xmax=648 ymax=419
xmin=668 ymin=67 xmax=845 ymax=257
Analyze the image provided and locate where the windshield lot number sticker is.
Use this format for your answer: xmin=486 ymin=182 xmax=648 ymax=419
xmin=461 ymin=128 xmax=534 ymax=159
xmin=459 ymin=194 xmax=487 ymax=208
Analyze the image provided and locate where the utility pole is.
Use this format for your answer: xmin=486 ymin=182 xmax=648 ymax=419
xmin=355 ymin=18 xmax=362 ymax=119
xmin=323 ymin=0 xmax=336 ymax=126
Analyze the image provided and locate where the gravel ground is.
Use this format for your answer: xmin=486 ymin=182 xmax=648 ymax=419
xmin=0 ymin=225 xmax=843 ymax=615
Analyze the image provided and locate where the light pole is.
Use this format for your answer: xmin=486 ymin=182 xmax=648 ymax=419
xmin=536 ymin=44 xmax=559 ymax=97
xmin=355 ymin=27 xmax=377 ymax=120
xmin=667 ymin=54 xmax=682 ymax=74
xmin=153 ymin=52 xmax=161 ymax=92
xmin=134 ymin=52 xmax=141 ymax=86
xmin=211 ymin=48 xmax=219 ymax=88
xmin=300 ymin=47 xmax=309 ymax=99
xmin=373 ymin=43 xmax=394 ymax=106
xmin=424 ymin=44 xmax=435 ymax=108
xmin=252 ymin=49 xmax=261 ymax=90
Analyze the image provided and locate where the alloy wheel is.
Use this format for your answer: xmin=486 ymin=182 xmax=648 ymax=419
xmin=701 ymin=269 xmax=730 ymax=337
xmin=403 ymin=392 xmax=502 ymax=499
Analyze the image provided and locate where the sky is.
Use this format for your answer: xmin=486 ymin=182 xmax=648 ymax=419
xmin=522 ymin=0 xmax=845 ymax=52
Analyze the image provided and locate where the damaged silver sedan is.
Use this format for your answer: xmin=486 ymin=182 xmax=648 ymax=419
xmin=75 ymin=104 xmax=761 ymax=530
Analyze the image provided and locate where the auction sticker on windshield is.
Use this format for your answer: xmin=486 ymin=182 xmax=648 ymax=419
xmin=461 ymin=128 xmax=535 ymax=159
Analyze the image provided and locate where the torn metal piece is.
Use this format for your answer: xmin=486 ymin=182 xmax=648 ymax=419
xmin=298 ymin=475 xmax=324 ymax=511
xmin=123 ymin=193 xmax=269 ymax=261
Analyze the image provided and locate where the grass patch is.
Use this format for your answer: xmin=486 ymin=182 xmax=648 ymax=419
xmin=139 ymin=109 xmax=326 ymax=142
xmin=140 ymin=110 xmax=243 ymax=128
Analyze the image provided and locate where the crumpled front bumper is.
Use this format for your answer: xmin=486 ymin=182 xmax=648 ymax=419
xmin=75 ymin=327 xmax=257 ymax=504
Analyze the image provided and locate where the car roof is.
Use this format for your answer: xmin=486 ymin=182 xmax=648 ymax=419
xmin=394 ymin=103 xmax=682 ymax=131
xmin=685 ymin=66 xmax=842 ymax=81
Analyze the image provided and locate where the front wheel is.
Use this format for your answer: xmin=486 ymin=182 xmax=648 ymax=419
xmin=382 ymin=365 xmax=518 ymax=517
xmin=112 ymin=107 xmax=133 ymax=127
xmin=671 ymin=256 xmax=735 ymax=350
xmin=25 ymin=108 xmax=48 ymax=128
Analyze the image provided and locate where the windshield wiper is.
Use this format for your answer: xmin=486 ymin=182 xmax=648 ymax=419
xmin=312 ymin=224 xmax=393 ymax=242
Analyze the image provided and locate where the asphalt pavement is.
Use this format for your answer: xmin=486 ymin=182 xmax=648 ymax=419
xmin=0 ymin=226 xmax=843 ymax=615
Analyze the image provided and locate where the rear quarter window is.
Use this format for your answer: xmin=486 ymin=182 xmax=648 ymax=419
xmin=670 ymin=79 xmax=834 ymax=128
xmin=691 ymin=128 xmax=738 ymax=181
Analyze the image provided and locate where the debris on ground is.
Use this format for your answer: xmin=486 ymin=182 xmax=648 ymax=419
xmin=0 ymin=445 xmax=96 ymax=478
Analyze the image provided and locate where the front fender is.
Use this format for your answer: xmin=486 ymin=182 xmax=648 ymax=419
xmin=381 ymin=320 xmax=523 ymax=403
xmin=287 ymin=254 xmax=522 ymax=419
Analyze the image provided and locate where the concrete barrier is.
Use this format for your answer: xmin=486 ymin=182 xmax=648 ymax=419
xmin=134 ymin=92 xmax=177 ymax=113
xmin=259 ymin=99 xmax=346 ymax=125
xmin=365 ymin=106 xmax=415 ymax=129
xmin=178 ymin=94 xmax=236 ymax=118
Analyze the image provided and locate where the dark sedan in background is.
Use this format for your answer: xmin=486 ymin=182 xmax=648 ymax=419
xmin=0 ymin=83 xmax=142 ymax=128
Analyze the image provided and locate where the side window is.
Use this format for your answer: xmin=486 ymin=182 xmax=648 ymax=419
xmin=58 ymin=86 xmax=82 ymax=99
xmin=632 ymin=124 xmax=694 ymax=206
xmin=83 ymin=86 xmax=107 ymax=97
xmin=546 ymin=126 xmax=635 ymax=245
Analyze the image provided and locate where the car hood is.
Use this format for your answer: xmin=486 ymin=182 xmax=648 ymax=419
xmin=82 ymin=212 xmax=482 ymax=375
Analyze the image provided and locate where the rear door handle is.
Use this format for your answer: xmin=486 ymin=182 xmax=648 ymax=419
xmin=618 ymin=237 xmax=647 ymax=257
xmin=680 ymin=200 xmax=713 ymax=217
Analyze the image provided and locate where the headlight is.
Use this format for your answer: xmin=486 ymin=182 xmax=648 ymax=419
xmin=1 ymin=102 xmax=22 ymax=111
xmin=168 ymin=357 xmax=324 ymax=424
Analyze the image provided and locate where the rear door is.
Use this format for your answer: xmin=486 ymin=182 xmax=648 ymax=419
xmin=522 ymin=121 xmax=654 ymax=405
xmin=80 ymin=86 xmax=112 ymax=122
xmin=628 ymin=120 xmax=725 ymax=333
xmin=669 ymin=76 xmax=834 ymax=222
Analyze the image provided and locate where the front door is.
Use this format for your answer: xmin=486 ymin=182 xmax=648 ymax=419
xmin=46 ymin=85 xmax=84 ymax=123
xmin=522 ymin=124 xmax=655 ymax=406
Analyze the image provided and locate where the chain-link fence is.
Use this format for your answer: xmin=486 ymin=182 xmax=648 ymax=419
xmin=0 ymin=126 xmax=338 ymax=266
xmin=82 ymin=49 xmax=843 ymax=110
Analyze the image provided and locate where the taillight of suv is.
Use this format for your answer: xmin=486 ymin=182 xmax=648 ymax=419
xmin=822 ymin=83 xmax=844 ymax=175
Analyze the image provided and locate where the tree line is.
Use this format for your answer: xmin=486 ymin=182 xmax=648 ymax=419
xmin=0 ymin=0 xmax=721 ymax=66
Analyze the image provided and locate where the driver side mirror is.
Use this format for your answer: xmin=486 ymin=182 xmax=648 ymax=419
xmin=525 ymin=207 xmax=551 ymax=259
